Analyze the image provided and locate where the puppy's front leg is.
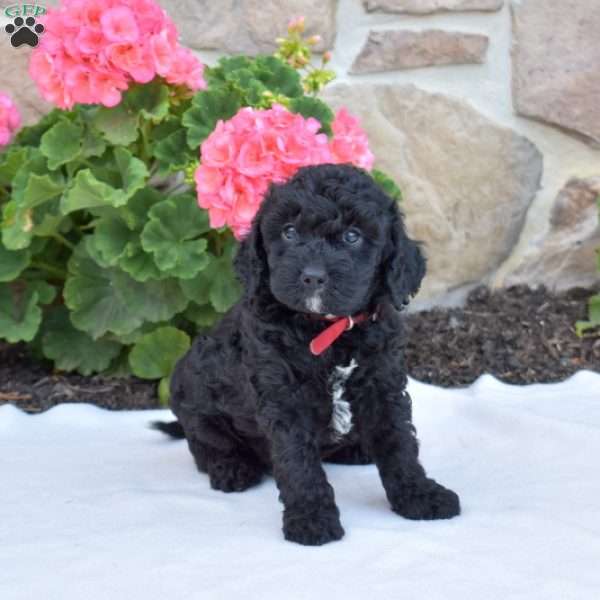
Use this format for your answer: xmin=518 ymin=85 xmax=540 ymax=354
xmin=358 ymin=388 xmax=460 ymax=520
xmin=257 ymin=401 xmax=344 ymax=546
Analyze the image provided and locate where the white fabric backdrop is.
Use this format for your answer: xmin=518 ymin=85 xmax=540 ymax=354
xmin=2 ymin=372 xmax=599 ymax=600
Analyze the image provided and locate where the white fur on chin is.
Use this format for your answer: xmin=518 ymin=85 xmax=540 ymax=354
xmin=305 ymin=293 xmax=324 ymax=314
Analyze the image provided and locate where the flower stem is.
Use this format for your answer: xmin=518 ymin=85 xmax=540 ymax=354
xmin=52 ymin=233 xmax=75 ymax=251
xmin=30 ymin=261 xmax=67 ymax=280
xmin=140 ymin=119 xmax=153 ymax=165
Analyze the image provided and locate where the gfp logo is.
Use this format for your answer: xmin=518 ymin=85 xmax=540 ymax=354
xmin=4 ymin=3 xmax=46 ymax=17
xmin=3 ymin=4 xmax=46 ymax=47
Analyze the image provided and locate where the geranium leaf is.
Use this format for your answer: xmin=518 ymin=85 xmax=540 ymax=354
xmin=91 ymin=217 xmax=136 ymax=266
xmin=253 ymin=55 xmax=304 ymax=98
xmin=153 ymin=129 xmax=194 ymax=171
xmin=128 ymin=326 xmax=190 ymax=380
xmin=184 ymin=302 xmax=221 ymax=327
xmin=0 ymin=147 xmax=28 ymax=187
xmin=209 ymin=56 xmax=254 ymax=83
xmin=89 ymin=187 xmax=165 ymax=281
xmin=289 ymin=97 xmax=334 ymax=135
xmin=21 ymin=173 xmax=65 ymax=210
xmin=179 ymin=250 xmax=241 ymax=312
xmin=10 ymin=149 xmax=51 ymax=205
xmin=118 ymin=241 xmax=164 ymax=282
xmin=113 ymin=147 xmax=149 ymax=197
xmin=183 ymin=88 xmax=242 ymax=148
xmin=179 ymin=265 xmax=212 ymax=305
xmin=81 ymin=125 xmax=107 ymax=159
xmin=61 ymin=150 xmax=148 ymax=215
xmin=40 ymin=118 xmax=83 ymax=170
xmin=0 ymin=244 xmax=29 ymax=281
xmin=1 ymin=200 xmax=33 ymax=250
xmin=29 ymin=198 xmax=67 ymax=238
xmin=61 ymin=169 xmax=125 ymax=214
xmin=42 ymin=306 xmax=122 ymax=375
xmin=209 ymin=257 xmax=242 ymax=312
xmin=29 ymin=280 xmax=57 ymax=305
xmin=93 ymin=104 xmax=139 ymax=145
xmin=122 ymin=187 xmax=164 ymax=230
xmin=372 ymin=169 xmax=403 ymax=202
xmin=104 ymin=322 xmax=160 ymax=345
xmin=64 ymin=239 xmax=188 ymax=339
xmin=0 ymin=281 xmax=50 ymax=343
xmin=125 ymin=80 xmax=169 ymax=121
xmin=141 ymin=194 xmax=211 ymax=278
xmin=14 ymin=109 xmax=62 ymax=147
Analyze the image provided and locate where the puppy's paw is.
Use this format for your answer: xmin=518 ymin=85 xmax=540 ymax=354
xmin=283 ymin=508 xmax=345 ymax=546
xmin=208 ymin=456 xmax=265 ymax=493
xmin=391 ymin=478 xmax=460 ymax=520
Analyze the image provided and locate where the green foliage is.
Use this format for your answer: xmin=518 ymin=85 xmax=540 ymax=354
xmin=576 ymin=294 xmax=600 ymax=336
xmin=42 ymin=306 xmax=122 ymax=375
xmin=0 ymin=43 xmax=403 ymax=402
xmin=0 ymin=281 xmax=55 ymax=343
xmin=129 ymin=326 xmax=190 ymax=380
xmin=40 ymin=118 xmax=84 ymax=170
xmin=0 ymin=81 xmax=242 ymax=380
xmin=576 ymin=196 xmax=600 ymax=337
xmin=372 ymin=169 xmax=403 ymax=202
xmin=141 ymin=193 xmax=211 ymax=278
xmin=129 ymin=325 xmax=191 ymax=406
xmin=183 ymin=87 xmax=243 ymax=148
xmin=0 ymin=244 xmax=29 ymax=281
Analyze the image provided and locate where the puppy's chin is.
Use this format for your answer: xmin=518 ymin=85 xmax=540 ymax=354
xmin=270 ymin=288 xmax=328 ymax=316
xmin=305 ymin=292 xmax=324 ymax=315
xmin=271 ymin=290 xmax=368 ymax=319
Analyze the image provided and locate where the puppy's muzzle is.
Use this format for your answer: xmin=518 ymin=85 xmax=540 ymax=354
xmin=302 ymin=265 xmax=328 ymax=314
xmin=301 ymin=266 xmax=328 ymax=292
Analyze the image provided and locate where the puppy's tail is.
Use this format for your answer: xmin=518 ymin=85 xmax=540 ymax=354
xmin=150 ymin=420 xmax=185 ymax=439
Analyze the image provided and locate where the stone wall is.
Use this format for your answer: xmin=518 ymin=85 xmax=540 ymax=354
xmin=1 ymin=0 xmax=599 ymax=307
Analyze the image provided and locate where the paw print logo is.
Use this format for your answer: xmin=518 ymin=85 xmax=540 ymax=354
xmin=4 ymin=16 xmax=45 ymax=48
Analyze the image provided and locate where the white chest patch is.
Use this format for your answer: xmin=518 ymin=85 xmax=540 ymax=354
xmin=329 ymin=359 xmax=358 ymax=438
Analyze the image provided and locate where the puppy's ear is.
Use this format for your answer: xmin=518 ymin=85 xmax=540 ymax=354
xmin=234 ymin=215 xmax=268 ymax=300
xmin=380 ymin=208 xmax=426 ymax=310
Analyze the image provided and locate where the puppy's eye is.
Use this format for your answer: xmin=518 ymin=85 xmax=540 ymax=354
xmin=343 ymin=229 xmax=361 ymax=244
xmin=282 ymin=224 xmax=298 ymax=242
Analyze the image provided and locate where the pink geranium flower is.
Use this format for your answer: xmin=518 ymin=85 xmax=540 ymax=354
xmin=29 ymin=0 xmax=206 ymax=109
xmin=329 ymin=108 xmax=374 ymax=171
xmin=100 ymin=6 xmax=139 ymax=43
xmin=195 ymin=105 xmax=374 ymax=240
xmin=0 ymin=92 xmax=22 ymax=147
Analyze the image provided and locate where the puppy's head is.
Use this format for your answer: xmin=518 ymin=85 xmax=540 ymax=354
xmin=234 ymin=164 xmax=425 ymax=316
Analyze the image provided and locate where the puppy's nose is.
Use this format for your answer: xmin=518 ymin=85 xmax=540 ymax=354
xmin=301 ymin=266 xmax=328 ymax=290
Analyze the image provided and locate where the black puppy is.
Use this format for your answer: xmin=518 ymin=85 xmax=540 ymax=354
xmin=155 ymin=163 xmax=460 ymax=545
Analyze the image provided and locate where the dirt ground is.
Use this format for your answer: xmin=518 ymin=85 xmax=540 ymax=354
xmin=405 ymin=285 xmax=600 ymax=386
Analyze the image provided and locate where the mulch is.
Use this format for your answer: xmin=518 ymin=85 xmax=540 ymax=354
xmin=1 ymin=285 xmax=599 ymax=414
xmin=405 ymin=285 xmax=600 ymax=387
xmin=0 ymin=345 xmax=159 ymax=414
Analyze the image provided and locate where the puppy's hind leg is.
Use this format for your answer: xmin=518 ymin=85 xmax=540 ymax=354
xmin=170 ymin=338 xmax=267 ymax=493
xmin=184 ymin=416 xmax=267 ymax=493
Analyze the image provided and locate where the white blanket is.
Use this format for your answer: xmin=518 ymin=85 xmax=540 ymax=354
xmin=1 ymin=372 xmax=599 ymax=600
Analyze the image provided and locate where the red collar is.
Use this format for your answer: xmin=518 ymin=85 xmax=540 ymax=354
xmin=309 ymin=311 xmax=376 ymax=356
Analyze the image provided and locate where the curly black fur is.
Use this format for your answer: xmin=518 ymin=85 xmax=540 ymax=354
xmin=157 ymin=164 xmax=460 ymax=545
